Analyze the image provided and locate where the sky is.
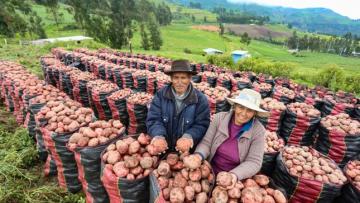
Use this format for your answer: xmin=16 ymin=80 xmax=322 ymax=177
xmin=227 ymin=0 xmax=360 ymax=19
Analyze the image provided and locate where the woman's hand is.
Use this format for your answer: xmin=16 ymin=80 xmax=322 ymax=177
xmin=176 ymin=136 xmax=193 ymax=153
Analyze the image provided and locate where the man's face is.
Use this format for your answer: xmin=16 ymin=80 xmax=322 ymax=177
xmin=171 ymin=72 xmax=192 ymax=95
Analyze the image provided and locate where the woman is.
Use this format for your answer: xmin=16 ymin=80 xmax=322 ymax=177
xmin=194 ymin=88 xmax=269 ymax=180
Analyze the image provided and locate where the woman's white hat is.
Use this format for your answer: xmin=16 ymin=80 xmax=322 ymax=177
xmin=226 ymin=89 xmax=269 ymax=117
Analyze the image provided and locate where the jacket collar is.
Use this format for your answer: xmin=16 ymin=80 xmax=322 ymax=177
xmin=219 ymin=110 xmax=255 ymax=139
xmin=164 ymin=83 xmax=198 ymax=105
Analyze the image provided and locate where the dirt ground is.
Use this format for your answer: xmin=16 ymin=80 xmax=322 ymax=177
xmin=191 ymin=24 xmax=291 ymax=39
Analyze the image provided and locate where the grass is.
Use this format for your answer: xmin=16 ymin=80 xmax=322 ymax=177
xmin=0 ymin=106 xmax=85 ymax=203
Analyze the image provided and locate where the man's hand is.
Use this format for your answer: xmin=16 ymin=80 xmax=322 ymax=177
xmin=176 ymin=136 xmax=193 ymax=153
xmin=149 ymin=136 xmax=168 ymax=155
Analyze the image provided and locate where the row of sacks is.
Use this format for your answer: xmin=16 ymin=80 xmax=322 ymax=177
xmin=0 ymin=60 xmax=178 ymax=203
xmin=41 ymin=56 xmax=170 ymax=101
xmin=258 ymin=97 xmax=360 ymax=169
xmin=41 ymin=57 xmax=156 ymax=135
xmin=58 ymin=47 xmax=360 ymax=121
xmin=49 ymin=49 xmax=360 ymax=167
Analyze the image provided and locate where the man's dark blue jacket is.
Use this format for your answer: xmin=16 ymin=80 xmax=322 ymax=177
xmin=146 ymin=84 xmax=210 ymax=151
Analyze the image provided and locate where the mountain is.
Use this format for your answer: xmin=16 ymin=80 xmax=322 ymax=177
xmin=168 ymin=0 xmax=360 ymax=36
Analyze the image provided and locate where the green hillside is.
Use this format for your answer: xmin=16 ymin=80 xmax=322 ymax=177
xmin=170 ymin=0 xmax=360 ymax=36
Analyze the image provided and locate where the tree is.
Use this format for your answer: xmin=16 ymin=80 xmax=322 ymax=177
xmin=28 ymin=12 xmax=47 ymax=39
xmin=219 ymin=23 xmax=224 ymax=36
xmin=42 ymin=0 xmax=62 ymax=28
xmin=287 ymin=31 xmax=298 ymax=49
xmin=155 ymin=3 xmax=172 ymax=26
xmin=241 ymin=32 xmax=251 ymax=46
xmin=191 ymin=15 xmax=195 ymax=23
xmin=148 ymin=14 xmax=162 ymax=50
xmin=0 ymin=0 xmax=32 ymax=37
xmin=140 ymin=23 xmax=150 ymax=50
xmin=203 ymin=16 xmax=207 ymax=23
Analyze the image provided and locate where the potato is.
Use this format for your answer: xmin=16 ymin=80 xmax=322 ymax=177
xmin=124 ymin=156 xmax=139 ymax=168
xmin=107 ymin=151 xmax=120 ymax=164
xmin=184 ymin=186 xmax=195 ymax=201
xmin=201 ymin=179 xmax=210 ymax=193
xmin=183 ymin=154 xmax=202 ymax=170
xmin=158 ymin=176 xmax=169 ymax=189
xmin=227 ymin=187 xmax=241 ymax=199
xmin=88 ymin=138 xmax=99 ymax=147
xmin=188 ymin=168 xmax=202 ymax=182
xmin=128 ymin=141 xmax=140 ymax=154
xmin=166 ymin=153 xmax=179 ymax=166
xmin=170 ymin=187 xmax=185 ymax=203
xmin=113 ymin=161 xmax=129 ymax=178
xmin=254 ymin=174 xmax=269 ymax=186
xmin=273 ymin=190 xmax=287 ymax=203
xmin=195 ymin=192 xmax=207 ymax=203
xmin=140 ymin=157 xmax=153 ymax=169
xmin=158 ymin=161 xmax=171 ymax=176
xmin=189 ymin=181 xmax=202 ymax=193
xmin=137 ymin=133 xmax=151 ymax=145
xmin=211 ymin=186 xmax=228 ymax=203
xmin=263 ymin=195 xmax=276 ymax=203
xmin=173 ymin=173 xmax=188 ymax=188
xmin=116 ymin=140 xmax=128 ymax=154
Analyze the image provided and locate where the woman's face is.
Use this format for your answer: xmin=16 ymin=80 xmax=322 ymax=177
xmin=233 ymin=104 xmax=256 ymax=125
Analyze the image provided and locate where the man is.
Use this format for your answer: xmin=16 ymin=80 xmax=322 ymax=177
xmin=146 ymin=59 xmax=210 ymax=153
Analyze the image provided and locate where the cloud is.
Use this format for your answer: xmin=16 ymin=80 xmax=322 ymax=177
xmin=227 ymin=0 xmax=360 ymax=19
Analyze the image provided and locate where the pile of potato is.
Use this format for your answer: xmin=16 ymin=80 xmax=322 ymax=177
xmin=102 ymin=134 xmax=167 ymax=179
xmin=199 ymin=71 xmax=218 ymax=78
xmin=29 ymin=88 xmax=68 ymax=104
xmin=288 ymin=102 xmax=321 ymax=118
xmin=70 ymin=71 xmax=96 ymax=82
xmin=232 ymin=77 xmax=251 ymax=84
xmin=253 ymin=82 xmax=273 ymax=92
xmin=36 ymin=100 xmax=93 ymax=133
xmin=68 ymin=119 xmax=125 ymax=149
xmin=274 ymin=87 xmax=295 ymax=99
xmin=282 ymin=146 xmax=347 ymax=185
xmin=153 ymin=153 xmax=214 ymax=203
xmin=320 ymin=113 xmax=360 ymax=135
xmin=108 ymin=89 xmax=133 ymax=100
xmin=87 ymin=79 xmax=118 ymax=93
xmin=127 ymin=92 xmax=153 ymax=106
xmin=344 ymin=160 xmax=360 ymax=190
xmin=265 ymin=131 xmax=285 ymax=153
xmin=194 ymin=83 xmax=230 ymax=102
xmin=210 ymin=172 xmax=287 ymax=203
xmin=261 ymin=98 xmax=286 ymax=111
xmin=217 ymin=73 xmax=234 ymax=81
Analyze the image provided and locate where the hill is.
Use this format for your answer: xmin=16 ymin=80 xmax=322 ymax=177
xmin=168 ymin=0 xmax=360 ymax=36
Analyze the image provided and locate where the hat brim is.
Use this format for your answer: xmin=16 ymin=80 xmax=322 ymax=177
xmin=165 ymin=70 xmax=198 ymax=75
xmin=226 ymin=97 xmax=270 ymax=117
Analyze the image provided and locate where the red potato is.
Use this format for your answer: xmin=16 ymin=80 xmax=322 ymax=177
xmin=288 ymin=102 xmax=321 ymax=118
xmin=170 ymin=187 xmax=185 ymax=203
xmin=254 ymin=174 xmax=270 ymax=186
xmin=166 ymin=153 xmax=179 ymax=166
xmin=253 ymin=82 xmax=273 ymax=92
xmin=273 ymin=190 xmax=287 ymax=203
xmin=196 ymin=192 xmax=208 ymax=203
xmin=282 ymin=146 xmax=347 ymax=185
xmin=140 ymin=157 xmax=153 ymax=169
xmin=137 ymin=133 xmax=151 ymax=145
xmin=158 ymin=161 xmax=171 ymax=176
xmin=127 ymin=92 xmax=153 ymax=106
xmin=189 ymin=181 xmax=202 ymax=193
xmin=147 ymin=138 xmax=168 ymax=155
xmin=128 ymin=141 xmax=140 ymax=154
xmin=116 ymin=140 xmax=129 ymax=154
xmin=345 ymin=160 xmax=360 ymax=190
xmin=211 ymin=186 xmax=229 ymax=203
xmin=163 ymin=188 xmax=171 ymax=200
xmin=216 ymin=172 xmax=237 ymax=189
xmin=265 ymin=130 xmax=285 ymax=153
xmin=321 ymin=113 xmax=360 ymax=135
xmin=261 ymin=98 xmax=286 ymax=111
xmin=68 ymin=120 xmax=125 ymax=148
xmin=173 ymin=173 xmax=188 ymax=188
xmin=124 ymin=156 xmax=139 ymax=168
xmin=189 ymin=168 xmax=202 ymax=182
xmin=183 ymin=154 xmax=202 ymax=170
xmin=113 ymin=162 xmax=129 ymax=178
xmin=107 ymin=151 xmax=120 ymax=164
xmin=158 ymin=176 xmax=169 ymax=189
xmin=184 ymin=186 xmax=195 ymax=201
xmin=274 ymin=86 xmax=296 ymax=99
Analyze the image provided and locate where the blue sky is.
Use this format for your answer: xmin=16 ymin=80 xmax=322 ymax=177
xmin=227 ymin=0 xmax=360 ymax=19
